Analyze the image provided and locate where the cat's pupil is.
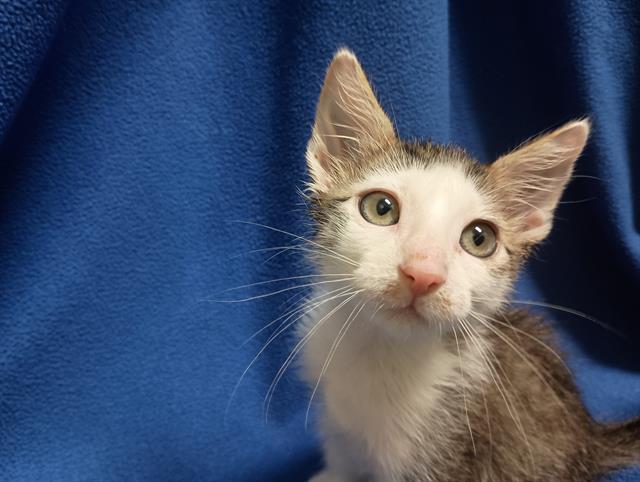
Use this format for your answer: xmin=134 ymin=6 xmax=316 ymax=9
xmin=472 ymin=226 xmax=485 ymax=246
xmin=376 ymin=198 xmax=392 ymax=216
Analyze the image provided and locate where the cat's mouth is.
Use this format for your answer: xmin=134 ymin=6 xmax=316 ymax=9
xmin=371 ymin=282 xmax=459 ymax=325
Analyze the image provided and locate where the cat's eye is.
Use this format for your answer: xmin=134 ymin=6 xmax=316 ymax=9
xmin=359 ymin=191 xmax=400 ymax=226
xmin=460 ymin=221 xmax=497 ymax=258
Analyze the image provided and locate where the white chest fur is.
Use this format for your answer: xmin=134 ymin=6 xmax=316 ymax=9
xmin=299 ymin=293 xmax=482 ymax=480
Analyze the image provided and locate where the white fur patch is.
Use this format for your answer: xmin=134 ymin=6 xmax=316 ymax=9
xmin=300 ymin=291 xmax=489 ymax=481
xmin=300 ymin=163 xmax=498 ymax=481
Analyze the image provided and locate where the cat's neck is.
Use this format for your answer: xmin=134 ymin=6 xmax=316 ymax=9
xmin=300 ymin=289 xmax=491 ymax=478
xmin=299 ymin=288 xmax=491 ymax=388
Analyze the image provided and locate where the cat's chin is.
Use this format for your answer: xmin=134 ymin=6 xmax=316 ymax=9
xmin=371 ymin=304 xmax=453 ymax=341
xmin=386 ymin=305 xmax=422 ymax=323
xmin=380 ymin=303 xmax=448 ymax=328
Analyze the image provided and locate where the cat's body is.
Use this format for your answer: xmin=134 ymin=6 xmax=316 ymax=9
xmin=298 ymin=49 xmax=639 ymax=481
xmin=302 ymin=303 xmax=635 ymax=482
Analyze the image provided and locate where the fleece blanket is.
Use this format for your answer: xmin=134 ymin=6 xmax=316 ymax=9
xmin=0 ymin=1 xmax=638 ymax=481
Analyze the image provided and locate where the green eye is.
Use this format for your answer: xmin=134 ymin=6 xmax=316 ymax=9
xmin=460 ymin=221 xmax=498 ymax=258
xmin=359 ymin=191 xmax=400 ymax=226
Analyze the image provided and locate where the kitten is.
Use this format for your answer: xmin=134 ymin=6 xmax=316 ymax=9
xmin=298 ymin=49 xmax=640 ymax=482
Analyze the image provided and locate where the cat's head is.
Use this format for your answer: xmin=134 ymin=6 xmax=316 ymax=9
xmin=305 ymin=49 xmax=589 ymax=332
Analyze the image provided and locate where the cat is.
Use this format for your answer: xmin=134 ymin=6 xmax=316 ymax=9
xmin=297 ymin=49 xmax=640 ymax=482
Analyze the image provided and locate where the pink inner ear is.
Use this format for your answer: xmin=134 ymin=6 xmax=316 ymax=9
xmin=524 ymin=209 xmax=546 ymax=231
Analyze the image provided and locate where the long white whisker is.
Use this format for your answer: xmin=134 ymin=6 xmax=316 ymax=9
xmin=471 ymin=296 xmax=621 ymax=337
xmin=468 ymin=319 xmax=536 ymax=471
xmin=260 ymin=245 xmax=360 ymax=268
xmin=224 ymin=287 xmax=357 ymax=422
xmin=305 ymin=298 xmax=368 ymax=429
xmin=219 ymin=273 xmax=355 ymax=294
xmin=510 ymin=299 xmax=622 ymax=337
xmin=207 ymin=277 xmax=355 ymax=303
xmin=458 ymin=318 xmax=531 ymax=455
xmin=258 ymin=286 xmax=355 ymax=348
xmin=452 ymin=325 xmax=476 ymax=455
xmin=232 ymin=221 xmax=359 ymax=267
xmin=264 ymin=290 xmax=363 ymax=422
xmin=474 ymin=310 xmax=571 ymax=374
xmin=469 ymin=311 xmax=570 ymax=417
xmin=368 ymin=301 xmax=384 ymax=321
xmin=242 ymin=285 xmax=355 ymax=346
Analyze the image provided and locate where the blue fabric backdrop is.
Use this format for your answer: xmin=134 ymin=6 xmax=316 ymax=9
xmin=0 ymin=1 xmax=638 ymax=481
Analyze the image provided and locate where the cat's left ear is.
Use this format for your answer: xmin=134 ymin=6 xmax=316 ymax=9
xmin=306 ymin=49 xmax=396 ymax=193
xmin=488 ymin=119 xmax=590 ymax=243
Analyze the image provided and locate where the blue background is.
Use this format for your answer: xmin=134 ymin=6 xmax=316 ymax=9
xmin=0 ymin=1 xmax=638 ymax=480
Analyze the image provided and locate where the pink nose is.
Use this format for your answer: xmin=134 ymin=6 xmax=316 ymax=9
xmin=400 ymin=262 xmax=446 ymax=297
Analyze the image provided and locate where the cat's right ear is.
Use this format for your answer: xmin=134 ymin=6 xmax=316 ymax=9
xmin=487 ymin=119 xmax=590 ymax=244
xmin=306 ymin=49 xmax=396 ymax=194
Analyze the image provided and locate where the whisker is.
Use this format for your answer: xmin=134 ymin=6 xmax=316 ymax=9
xmin=224 ymin=287 xmax=357 ymax=422
xmin=572 ymin=174 xmax=602 ymax=181
xmin=471 ymin=296 xmax=622 ymax=338
xmin=242 ymin=285 xmax=355 ymax=346
xmin=219 ymin=273 xmax=355 ymax=294
xmin=459 ymin=318 xmax=534 ymax=465
xmin=459 ymin=319 xmax=530 ymax=447
xmin=239 ymin=243 xmax=362 ymax=271
xmin=258 ymin=286 xmax=356 ymax=349
xmin=305 ymin=298 xmax=368 ymax=429
xmin=452 ymin=325 xmax=477 ymax=456
xmin=473 ymin=324 xmax=537 ymax=471
xmin=232 ymin=221 xmax=360 ymax=267
xmin=264 ymin=290 xmax=363 ymax=422
xmin=482 ymin=386 xmax=494 ymax=470
xmin=239 ymin=244 xmax=361 ymax=269
xmin=261 ymin=246 xmax=300 ymax=265
xmin=557 ymin=197 xmax=596 ymax=205
xmin=368 ymin=302 xmax=385 ymax=322
xmin=264 ymin=245 xmax=361 ymax=268
xmin=475 ymin=310 xmax=571 ymax=374
xmin=469 ymin=311 xmax=570 ymax=418
xmin=277 ymin=288 xmax=313 ymax=314
xmin=206 ymin=277 xmax=355 ymax=303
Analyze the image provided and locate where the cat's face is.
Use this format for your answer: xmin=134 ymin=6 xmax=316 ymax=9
xmin=320 ymin=160 xmax=510 ymax=328
xmin=306 ymin=50 xmax=589 ymax=332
